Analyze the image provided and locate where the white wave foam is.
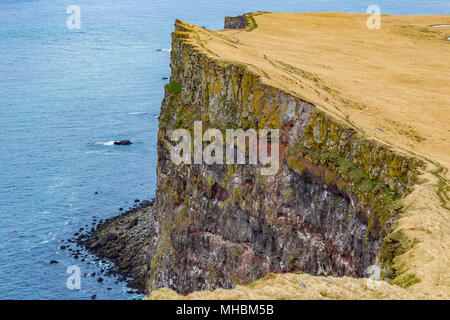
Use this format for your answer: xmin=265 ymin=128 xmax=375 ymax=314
xmin=91 ymin=141 xmax=115 ymax=146
xmin=128 ymin=112 xmax=147 ymax=115
xmin=88 ymin=141 xmax=116 ymax=146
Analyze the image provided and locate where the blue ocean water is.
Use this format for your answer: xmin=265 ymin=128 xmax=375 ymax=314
xmin=0 ymin=0 xmax=448 ymax=300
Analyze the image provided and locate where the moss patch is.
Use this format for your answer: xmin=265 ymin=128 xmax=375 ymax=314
xmin=167 ymin=81 xmax=182 ymax=95
xmin=392 ymin=272 xmax=421 ymax=288
xmin=378 ymin=230 xmax=418 ymax=281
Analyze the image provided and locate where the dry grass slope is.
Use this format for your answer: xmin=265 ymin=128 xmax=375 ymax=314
xmin=145 ymin=273 xmax=426 ymax=300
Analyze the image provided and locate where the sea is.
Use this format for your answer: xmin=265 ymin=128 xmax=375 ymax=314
xmin=0 ymin=0 xmax=448 ymax=300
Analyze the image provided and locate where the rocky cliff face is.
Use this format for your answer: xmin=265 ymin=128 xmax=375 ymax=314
xmin=86 ymin=18 xmax=423 ymax=296
xmin=224 ymin=15 xmax=247 ymax=29
xmin=141 ymin=19 xmax=421 ymax=295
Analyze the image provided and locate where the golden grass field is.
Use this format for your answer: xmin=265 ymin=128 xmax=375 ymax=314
xmin=146 ymin=273 xmax=426 ymax=300
xmin=148 ymin=12 xmax=450 ymax=299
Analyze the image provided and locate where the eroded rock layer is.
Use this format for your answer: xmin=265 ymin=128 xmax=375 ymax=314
xmin=85 ymin=16 xmax=429 ymax=297
xmin=143 ymin=19 xmax=420 ymax=295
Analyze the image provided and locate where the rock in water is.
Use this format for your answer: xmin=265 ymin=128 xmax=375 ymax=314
xmin=114 ymin=140 xmax=132 ymax=145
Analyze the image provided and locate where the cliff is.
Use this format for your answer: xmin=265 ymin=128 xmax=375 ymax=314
xmin=87 ymin=12 xmax=450 ymax=299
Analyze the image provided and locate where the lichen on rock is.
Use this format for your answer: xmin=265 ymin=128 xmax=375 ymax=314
xmin=86 ymin=12 xmax=450 ymax=300
xmin=143 ymin=15 xmax=426 ymax=295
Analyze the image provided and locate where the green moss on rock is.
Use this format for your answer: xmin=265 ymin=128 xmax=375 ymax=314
xmin=167 ymin=81 xmax=182 ymax=95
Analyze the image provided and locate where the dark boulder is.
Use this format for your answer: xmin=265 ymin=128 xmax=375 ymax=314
xmin=114 ymin=140 xmax=132 ymax=145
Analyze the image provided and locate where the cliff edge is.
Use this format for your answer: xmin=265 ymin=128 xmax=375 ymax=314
xmin=89 ymin=12 xmax=450 ymax=299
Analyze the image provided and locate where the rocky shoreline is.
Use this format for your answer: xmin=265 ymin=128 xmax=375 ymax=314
xmin=62 ymin=13 xmax=450 ymax=299
xmin=66 ymin=200 xmax=156 ymax=294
